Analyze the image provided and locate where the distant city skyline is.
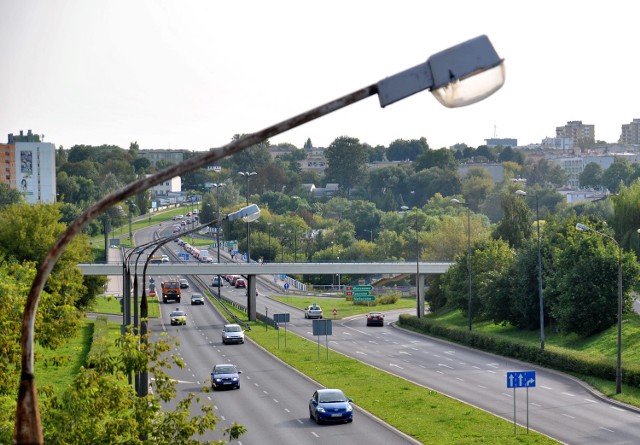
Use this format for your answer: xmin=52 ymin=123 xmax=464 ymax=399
xmin=2 ymin=2 xmax=639 ymax=151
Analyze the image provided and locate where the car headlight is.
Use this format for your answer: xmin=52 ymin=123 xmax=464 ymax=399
xmin=231 ymin=377 xmax=238 ymax=381
xmin=316 ymin=406 xmax=326 ymax=413
xmin=346 ymin=404 xmax=353 ymax=412
xmin=215 ymin=378 xmax=222 ymax=382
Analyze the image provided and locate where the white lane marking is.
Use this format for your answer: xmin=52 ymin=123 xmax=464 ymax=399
xmin=583 ymin=399 xmax=598 ymax=404
xmin=502 ymin=393 xmax=512 ymax=398
xmin=562 ymin=414 xmax=576 ymax=419
xmin=436 ymin=371 xmax=444 ymax=375
xmin=273 ymin=399 xmax=279 ymax=403
xmin=472 ymin=366 xmax=481 ymax=370
xmin=531 ymin=403 xmax=541 ymax=407
xmin=477 ymin=385 xmax=487 ymax=389
xmin=311 ymin=432 xmax=319 ymax=438
xmin=284 ymin=408 xmax=290 ymax=413
xmin=438 ymin=363 xmax=453 ymax=369
xmin=600 ymin=427 xmax=614 ymax=433
xmin=296 ymin=419 xmax=303 ymax=424
xmin=263 ymin=390 xmax=269 ymax=395
xmin=220 ymin=416 xmax=226 ymax=421
xmin=390 ymin=363 xmax=404 ymax=370
xmin=610 ymin=406 xmax=625 ymax=412
xmin=355 ymin=351 xmax=367 ymax=355
xmin=487 ymin=363 xmax=499 ymax=368
xmin=487 ymin=370 xmax=496 ymax=374
xmin=540 ymin=385 xmax=553 ymax=390
xmin=561 ymin=392 xmax=575 ymax=397
xmin=456 ymin=378 xmax=465 ymax=382
xmin=399 ymin=351 xmax=411 ymax=355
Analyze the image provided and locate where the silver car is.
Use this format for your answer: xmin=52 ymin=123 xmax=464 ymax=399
xmin=222 ymin=324 xmax=245 ymax=344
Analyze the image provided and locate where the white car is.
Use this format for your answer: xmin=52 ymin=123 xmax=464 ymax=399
xmin=304 ymin=304 xmax=323 ymax=319
xmin=191 ymin=293 xmax=205 ymax=305
xmin=222 ymin=324 xmax=245 ymax=344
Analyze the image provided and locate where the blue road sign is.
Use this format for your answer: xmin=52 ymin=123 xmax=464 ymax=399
xmin=507 ymin=371 xmax=536 ymax=388
xmin=283 ymin=283 xmax=290 ymax=290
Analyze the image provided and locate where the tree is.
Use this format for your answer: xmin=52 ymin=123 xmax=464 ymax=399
xmin=0 ymin=183 xmax=23 ymax=208
xmin=386 ymin=138 xmax=428 ymax=161
xmin=611 ymin=181 xmax=640 ymax=254
xmin=548 ymin=231 xmax=639 ymax=336
xmin=324 ymin=136 xmax=368 ymax=196
xmin=414 ymin=147 xmax=456 ymax=171
xmin=492 ymin=188 xmax=532 ymax=248
xmin=602 ymin=158 xmax=632 ymax=193
xmin=461 ymin=168 xmax=494 ymax=212
xmin=579 ymin=162 xmax=603 ymax=189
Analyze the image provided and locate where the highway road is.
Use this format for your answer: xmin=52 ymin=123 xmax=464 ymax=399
xmin=139 ymin=225 xmax=419 ymax=445
xmin=138 ymin=223 xmax=640 ymax=444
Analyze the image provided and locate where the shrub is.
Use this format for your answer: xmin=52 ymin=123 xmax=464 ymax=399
xmin=86 ymin=315 xmax=110 ymax=369
xmin=377 ymin=294 xmax=400 ymax=305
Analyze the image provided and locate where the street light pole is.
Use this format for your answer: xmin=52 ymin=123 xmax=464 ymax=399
xmin=576 ymin=222 xmax=623 ymax=394
xmin=402 ymin=205 xmax=422 ymax=318
xmin=238 ymin=172 xmax=257 ymax=263
xmin=451 ymin=199 xmax=472 ymax=331
xmin=212 ymin=183 xmax=225 ymax=297
xmin=515 ymin=190 xmax=545 ymax=351
xmin=15 ymin=35 xmax=504 ymax=444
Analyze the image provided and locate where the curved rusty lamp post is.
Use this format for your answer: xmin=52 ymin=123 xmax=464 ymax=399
xmin=15 ymin=35 xmax=504 ymax=443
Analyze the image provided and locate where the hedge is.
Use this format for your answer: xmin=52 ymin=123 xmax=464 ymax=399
xmin=398 ymin=314 xmax=640 ymax=387
xmin=86 ymin=315 xmax=111 ymax=368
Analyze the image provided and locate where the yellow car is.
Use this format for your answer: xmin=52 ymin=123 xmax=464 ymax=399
xmin=170 ymin=308 xmax=187 ymax=326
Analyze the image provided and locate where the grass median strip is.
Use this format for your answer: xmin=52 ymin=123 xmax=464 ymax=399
xmin=212 ymin=296 xmax=558 ymax=445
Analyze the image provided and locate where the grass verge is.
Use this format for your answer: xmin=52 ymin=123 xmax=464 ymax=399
xmin=271 ymin=295 xmax=416 ymax=319
xmin=210 ymin=295 xmax=559 ymax=444
xmin=90 ymin=295 xmax=160 ymax=318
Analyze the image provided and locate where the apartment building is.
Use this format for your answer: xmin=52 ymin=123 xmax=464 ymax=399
xmin=555 ymin=121 xmax=595 ymax=148
xmin=620 ymin=118 xmax=640 ymax=145
xmin=2 ymin=130 xmax=56 ymax=204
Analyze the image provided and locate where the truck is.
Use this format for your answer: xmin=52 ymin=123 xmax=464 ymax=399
xmin=161 ymin=279 xmax=181 ymax=303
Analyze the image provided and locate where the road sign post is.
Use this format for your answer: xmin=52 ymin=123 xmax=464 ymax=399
xmin=507 ymin=371 xmax=536 ymax=434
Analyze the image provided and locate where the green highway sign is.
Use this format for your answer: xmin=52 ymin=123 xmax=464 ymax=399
xmin=350 ymin=290 xmax=371 ymax=297
xmin=347 ymin=285 xmax=373 ymax=291
xmin=354 ymin=285 xmax=373 ymax=291
xmin=353 ymin=295 xmax=375 ymax=302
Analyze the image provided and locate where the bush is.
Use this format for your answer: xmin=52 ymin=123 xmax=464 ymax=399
xmin=377 ymin=294 xmax=400 ymax=305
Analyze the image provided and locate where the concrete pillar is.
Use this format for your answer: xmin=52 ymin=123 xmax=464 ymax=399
xmin=247 ymin=275 xmax=257 ymax=321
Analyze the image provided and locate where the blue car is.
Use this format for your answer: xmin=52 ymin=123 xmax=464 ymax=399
xmin=309 ymin=389 xmax=353 ymax=424
xmin=211 ymin=364 xmax=242 ymax=390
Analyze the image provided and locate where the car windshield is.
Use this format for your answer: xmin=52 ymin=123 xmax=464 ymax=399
xmin=214 ymin=366 xmax=237 ymax=375
xmin=318 ymin=390 xmax=347 ymax=403
xmin=192 ymin=294 xmax=202 ymax=298
xmin=225 ymin=325 xmax=242 ymax=332
xmin=171 ymin=311 xmax=185 ymax=317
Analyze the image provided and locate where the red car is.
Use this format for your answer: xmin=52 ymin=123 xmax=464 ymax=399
xmin=366 ymin=312 xmax=384 ymax=326
xmin=235 ymin=278 xmax=247 ymax=288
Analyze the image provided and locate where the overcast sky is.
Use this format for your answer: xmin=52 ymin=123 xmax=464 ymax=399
xmin=1 ymin=1 xmax=638 ymax=152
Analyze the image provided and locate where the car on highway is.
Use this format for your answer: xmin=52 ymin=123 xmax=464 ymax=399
xmin=308 ymin=388 xmax=353 ymax=424
xmin=304 ymin=304 xmax=323 ymax=319
xmin=234 ymin=278 xmax=247 ymax=288
xmin=366 ymin=311 xmax=384 ymax=326
xmin=179 ymin=278 xmax=189 ymax=289
xmin=211 ymin=363 xmax=242 ymax=390
xmin=211 ymin=276 xmax=224 ymax=287
xmin=221 ymin=323 xmax=245 ymax=344
xmin=169 ymin=308 xmax=186 ymax=326
xmin=190 ymin=293 xmax=205 ymax=305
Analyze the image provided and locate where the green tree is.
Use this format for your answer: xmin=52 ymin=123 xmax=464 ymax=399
xmin=414 ymin=147 xmax=456 ymax=171
xmin=0 ymin=183 xmax=23 ymax=208
xmin=601 ymin=158 xmax=632 ymax=193
xmin=461 ymin=168 xmax=494 ymax=212
xmin=492 ymin=188 xmax=532 ymax=248
xmin=548 ymin=226 xmax=640 ymax=336
xmin=324 ymin=136 xmax=369 ymax=195
xmin=386 ymin=138 xmax=428 ymax=161
xmin=611 ymin=181 xmax=640 ymax=255
xmin=579 ymin=162 xmax=603 ymax=189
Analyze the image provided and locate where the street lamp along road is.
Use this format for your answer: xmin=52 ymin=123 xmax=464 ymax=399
xmin=575 ymin=222 xmax=623 ymax=394
xmin=401 ymin=205 xmax=423 ymax=318
xmin=15 ymin=35 xmax=504 ymax=444
xmin=211 ymin=183 xmax=226 ymax=298
xmin=451 ymin=199 xmax=472 ymax=332
xmin=514 ymin=190 xmax=545 ymax=351
xmin=238 ymin=172 xmax=257 ymax=264
xmin=138 ymin=204 xmax=261 ymax=397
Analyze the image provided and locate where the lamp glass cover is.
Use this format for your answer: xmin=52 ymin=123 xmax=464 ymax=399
xmin=431 ymin=63 xmax=505 ymax=108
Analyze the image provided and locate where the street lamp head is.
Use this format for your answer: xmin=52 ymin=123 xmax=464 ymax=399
xmin=515 ymin=190 xmax=527 ymax=196
xmin=451 ymin=198 xmax=468 ymax=206
xmin=227 ymin=204 xmax=261 ymax=222
xmin=576 ymin=223 xmax=591 ymax=232
xmin=400 ymin=205 xmax=409 ymax=211
xmin=378 ymin=35 xmax=505 ymax=108
xmin=238 ymin=171 xmax=257 ymax=177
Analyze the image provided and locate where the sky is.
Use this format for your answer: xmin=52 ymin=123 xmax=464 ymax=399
xmin=1 ymin=1 xmax=639 ymax=152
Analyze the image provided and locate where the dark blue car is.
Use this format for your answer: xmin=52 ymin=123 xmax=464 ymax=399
xmin=309 ymin=389 xmax=353 ymax=424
